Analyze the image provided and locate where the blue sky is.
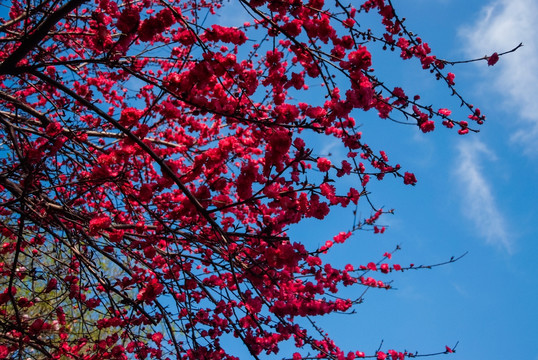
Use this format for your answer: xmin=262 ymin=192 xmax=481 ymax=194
xmin=217 ymin=0 xmax=538 ymax=358
xmin=314 ymin=1 xmax=538 ymax=359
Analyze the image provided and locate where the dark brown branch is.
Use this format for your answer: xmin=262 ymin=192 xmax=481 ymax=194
xmin=0 ymin=0 xmax=88 ymax=75
xmin=441 ymin=43 xmax=523 ymax=65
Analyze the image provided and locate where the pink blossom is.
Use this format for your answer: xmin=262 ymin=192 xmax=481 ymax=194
xmin=89 ymin=215 xmax=111 ymax=235
xmin=403 ymin=172 xmax=417 ymax=185
xmin=380 ymin=263 xmax=389 ymax=273
xmin=447 ymin=72 xmax=455 ymax=86
xmin=44 ymin=278 xmax=58 ymax=293
xmin=137 ymin=278 xmax=164 ymax=304
xmin=152 ymin=332 xmax=164 ymax=344
xmin=45 ymin=122 xmax=63 ymax=137
xmin=420 ymin=120 xmax=435 ymax=133
xmin=487 ymin=52 xmax=499 ymax=66
xmin=317 ymin=157 xmax=332 ymax=172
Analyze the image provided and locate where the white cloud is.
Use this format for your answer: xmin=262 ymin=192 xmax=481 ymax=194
xmin=455 ymin=139 xmax=513 ymax=253
xmin=460 ymin=0 xmax=538 ymax=156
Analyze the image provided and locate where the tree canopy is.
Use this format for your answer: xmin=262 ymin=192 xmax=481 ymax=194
xmin=0 ymin=0 xmax=500 ymax=359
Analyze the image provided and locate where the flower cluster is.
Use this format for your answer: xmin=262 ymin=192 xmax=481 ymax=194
xmin=0 ymin=0 xmax=493 ymax=358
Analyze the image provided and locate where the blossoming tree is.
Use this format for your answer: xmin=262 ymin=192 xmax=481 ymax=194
xmin=0 ymin=0 xmax=505 ymax=359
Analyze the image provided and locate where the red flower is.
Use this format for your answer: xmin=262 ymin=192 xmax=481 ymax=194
xmin=152 ymin=332 xmax=164 ymax=344
xmin=487 ymin=52 xmax=499 ymax=66
xmin=89 ymin=215 xmax=111 ymax=235
xmin=361 ymin=174 xmax=370 ymax=187
xmin=119 ymin=107 xmax=143 ymax=127
xmin=403 ymin=172 xmax=417 ymax=185
xmin=45 ymin=122 xmax=63 ymax=137
xmin=1 ymin=287 xmax=18 ymax=306
xmin=374 ymin=226 xmax=386 ymax=234
xmin=333 ymin=232 xmax=351 ymax=244
xmin=138 ymin=183 xmax=154 ymax=203
xmin=346 ymin=46 xmax=372 ymax=71
xmin=0 ymin=345 xmax=9 ymax=358
xmin=116 ymin=7 xmax=140 ymax=33
xmin=137 ymin=278 xmax=164 ymax=304
xmin=380 ymin=263 xmax=389 ymax=274
xmin=420 ymin=120 xmax=435 ymax=133
xmin=447 ymin=72 xmax=455 ymax=86
xmin=29 ymin=318 xmax=51 ymax=334
xmin=44 ymin=278 xmax=58 ymax=293
xmin=317 ymin=157 xmax=332 ymax=172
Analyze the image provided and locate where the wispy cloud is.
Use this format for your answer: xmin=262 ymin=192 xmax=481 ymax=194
xmin=455 ymin=140 xmax=513 ymax=253
xmin=460 ymin=0 xmax=538 ymax=156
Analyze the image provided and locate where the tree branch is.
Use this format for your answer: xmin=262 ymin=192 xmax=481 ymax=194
xmin=0 ymin=0 xmax=88 ymax=75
